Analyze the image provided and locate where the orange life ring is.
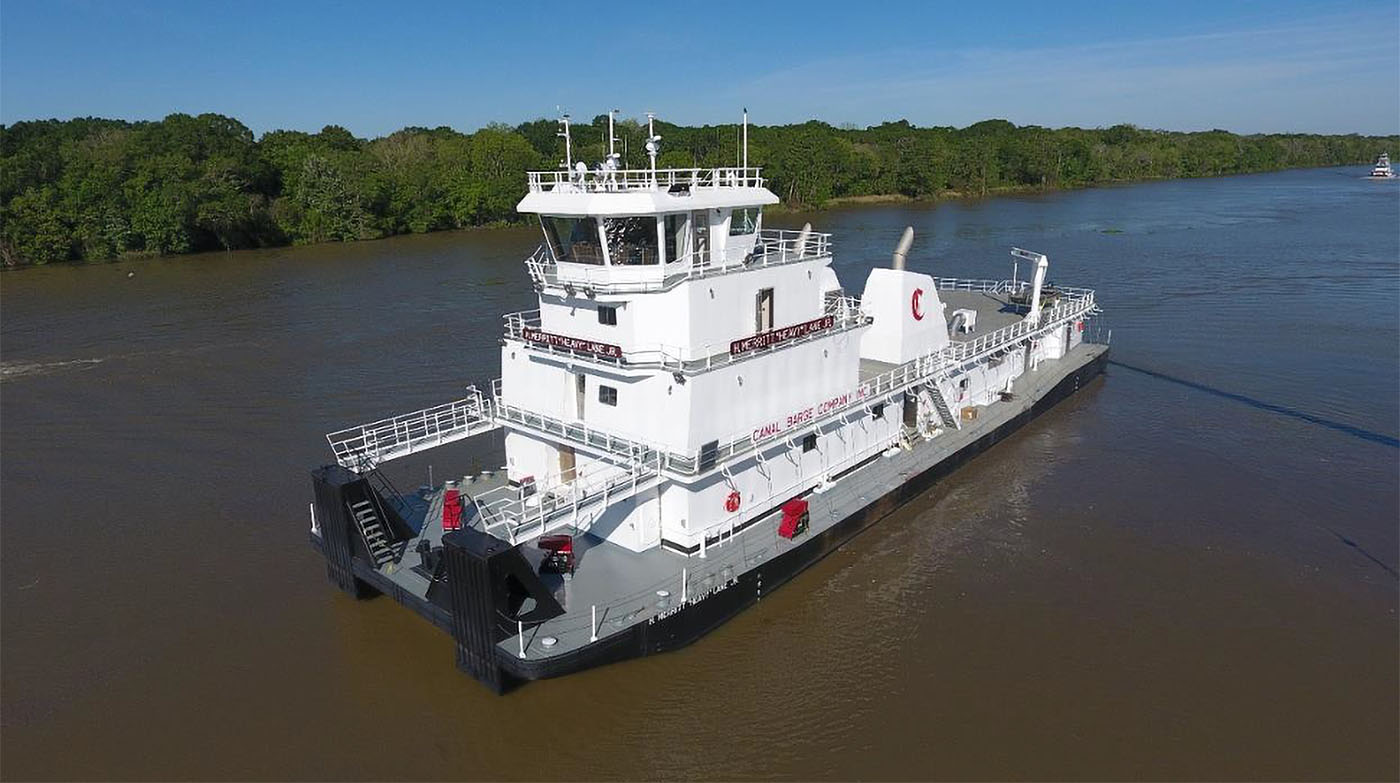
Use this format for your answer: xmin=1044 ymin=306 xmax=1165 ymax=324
xmin=724 ymin=490 xmax=742 ymax=513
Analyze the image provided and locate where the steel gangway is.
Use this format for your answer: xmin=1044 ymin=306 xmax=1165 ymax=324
xmin=326 ymin=385 xmax=498 ymax=471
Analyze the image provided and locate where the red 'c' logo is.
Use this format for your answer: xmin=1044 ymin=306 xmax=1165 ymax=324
xmin=912 ymin=288 xmax=925 ymax=321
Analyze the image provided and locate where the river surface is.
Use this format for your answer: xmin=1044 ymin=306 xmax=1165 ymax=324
xmin=2 ymin=167 xmax=1397 ymax=781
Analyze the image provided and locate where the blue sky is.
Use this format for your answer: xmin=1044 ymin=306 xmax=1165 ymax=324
xmin=2 ymin=0 xmax=1396 ymax=137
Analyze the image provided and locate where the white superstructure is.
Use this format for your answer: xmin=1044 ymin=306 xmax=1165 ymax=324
xmin=326 ymin=115 xmax=1099 ymax=558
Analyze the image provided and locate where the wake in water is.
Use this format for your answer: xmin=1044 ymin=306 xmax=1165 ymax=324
xmin=0 ymin=357 xmax=105 ymax=381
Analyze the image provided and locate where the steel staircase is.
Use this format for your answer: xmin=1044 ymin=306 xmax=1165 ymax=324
xmin=920 ymin=379 xmax=961 ymax=430
xmin=349 ymin=498 xmax=397 ymax=568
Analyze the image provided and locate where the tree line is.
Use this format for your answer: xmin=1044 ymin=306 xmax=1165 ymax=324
xmin=1 ymin=112 xmax=1394 ymax=265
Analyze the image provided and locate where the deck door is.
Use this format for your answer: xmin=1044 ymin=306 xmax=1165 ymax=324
xmin=573 ymin=372 xmax=586 ymax=420
xmin=755 ymin=287 xmax=775 ymax=332
xmin=558 ymin=445 xmax=576 ymax=483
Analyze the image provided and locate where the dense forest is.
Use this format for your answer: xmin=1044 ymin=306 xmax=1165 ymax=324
xmin=1 ymin=112 xmax=1394 ymax=265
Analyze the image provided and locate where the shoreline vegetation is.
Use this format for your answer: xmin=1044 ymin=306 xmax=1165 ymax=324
xmin=1 ymin=113 xmax=1394 ymax=267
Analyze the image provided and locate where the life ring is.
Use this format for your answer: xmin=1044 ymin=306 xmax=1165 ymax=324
xmin=724 ymin=491 xmax=742 ymax=514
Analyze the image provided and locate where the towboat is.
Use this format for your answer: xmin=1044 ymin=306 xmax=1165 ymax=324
xmin=308 ymin=112 xmax=1110 ymax=693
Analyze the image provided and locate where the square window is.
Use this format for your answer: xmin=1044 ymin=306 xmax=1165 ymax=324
xmin=871 ymin=403 xmax=885 ymax=420
xmin=598 ymin=385 xmax=618 ymax=406
xmin=699 ymin=440 xmax=719 ymax=472
xmin=598 ymin=305 xmax=617 ymax=325
xmin=802 ymin=433 xmax=817 ymax=453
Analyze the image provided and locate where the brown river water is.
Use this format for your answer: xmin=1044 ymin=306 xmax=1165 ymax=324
xmin=2 ymin=167 xmax=1397 ymax=780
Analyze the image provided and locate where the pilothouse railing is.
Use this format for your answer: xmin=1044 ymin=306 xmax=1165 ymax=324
xmin=527 ymin=166 xmax=765 ymax=193
xmin=526 ymin=228 xmax=832 ymax=294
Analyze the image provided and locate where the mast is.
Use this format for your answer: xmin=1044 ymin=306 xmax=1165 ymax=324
xmin=558 ymin=113 xmax=573 ymax=171
xmin=607 ymin=109 xmax=619 ymax=163
xmin=742 ymin=108 xmax=748 ymax=171
xmin=645 ymin=112 xmax=660 ymax=181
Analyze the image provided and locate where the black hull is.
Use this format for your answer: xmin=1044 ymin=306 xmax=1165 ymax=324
xmin=314 ymin=349 xmax=1107 ymax=693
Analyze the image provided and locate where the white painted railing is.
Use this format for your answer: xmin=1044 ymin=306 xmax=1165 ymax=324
xmin=326 ymin=387 xmax=497 ymax=470
xmin=472 ymin=452 xmax=663 ymax=543
xmin=527 ymin=166 xmax=765 ymax=193
xmin=500 ymin=294 xmax=870 ymax=373
xmin=525 ymin=228 xmax=833 ymax=294
xmin=327 ymin=279 xmax=1096 ymax=485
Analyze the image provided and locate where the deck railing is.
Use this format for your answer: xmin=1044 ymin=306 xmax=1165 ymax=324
xmin=326 ymin=387 xmax=497 ymax=470
xmin=500 ymin=293 xmax=870 ymax=374
xmin=525 ymin=228 xmax=832 ymax=294
xmin=326 ymin=279 xmax=1097 ymax=488
xmin=472 ymin=452 xmax=663 ymax=544
xmin=527 ymin=166 xmax=765 ymax=193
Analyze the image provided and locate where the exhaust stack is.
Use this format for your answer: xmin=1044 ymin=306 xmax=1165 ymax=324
xmin=892 ymin=226 xmax=914 ymax=271
xmin=1028 ymin=254 xmax=1049 ymax=325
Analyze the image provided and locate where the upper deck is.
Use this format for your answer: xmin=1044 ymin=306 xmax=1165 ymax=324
xmin=518 ymin=166 xmax=779 ymax=216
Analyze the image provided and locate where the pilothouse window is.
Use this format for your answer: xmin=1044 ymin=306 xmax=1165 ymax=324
xmin=729 ymin=207 xmax=759 ymax=236
xmin=664 ymin=214 xmax=686 ymax=263
xmin=542 ymin=217 xmax=603 ymax=265
xmin=603 ymin=217 xmax=659 ymax=266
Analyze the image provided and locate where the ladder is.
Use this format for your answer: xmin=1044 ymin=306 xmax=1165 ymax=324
xmin=349 ymin=499 xmax=396 ymax=568
xmin=920 ymin=381 xmax=960 ymax=430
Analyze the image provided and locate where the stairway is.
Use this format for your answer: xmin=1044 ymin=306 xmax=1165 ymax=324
xmin=350 ymin=498 xmax=397 ymax=568
xmin=920 ymin=381 xmax=960 ymax=430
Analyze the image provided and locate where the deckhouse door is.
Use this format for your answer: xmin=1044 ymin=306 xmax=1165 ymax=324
xmin=755 ymin=287 xmax=774 ymax=332
xmin=558 ymin=446 xmax=576 ymax=483
xmin=574 ymin=372 xmax=586 ymax=420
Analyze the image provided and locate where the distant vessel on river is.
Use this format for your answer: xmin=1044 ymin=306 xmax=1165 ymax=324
xmin=1369 ymin=152 xmax=1394 ymax=178
xmin=307 ymin=111 xmax=1110 ymax=693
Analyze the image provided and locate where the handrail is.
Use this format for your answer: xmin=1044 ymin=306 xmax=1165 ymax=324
xmin=326 ymin=387 xmax=497 ymax=470
xmin=526 ymin=228 xmax=833 ymax=294
xmin=490 ymin=281 xmax=1097 ymax=480
xmin=327 ymin=279 xmax=1097 ymax=480
xmin=500 ymin=294 xmax=870 ymax=374
xmin=527 ymin=166 xmax=765 ymax=194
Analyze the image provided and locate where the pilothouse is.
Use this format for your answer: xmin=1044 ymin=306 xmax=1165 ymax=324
xmin=309 ymin=111 xmax=1111 ymax=693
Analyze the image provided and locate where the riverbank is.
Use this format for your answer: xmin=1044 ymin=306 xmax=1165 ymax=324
xmin=4 ymin=112 xmax=1394 ymax=267
xmin=2 ymin=162 xmax=1383 ymax=271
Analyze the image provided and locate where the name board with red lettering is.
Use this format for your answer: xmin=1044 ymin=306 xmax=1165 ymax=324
xmin=520 ymin=327 xmax=623 ymax=360
xmin=730 ymin=315 xmax=835 ymax=356
xmin=750 ymin=389 xmax=868 ymax=443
